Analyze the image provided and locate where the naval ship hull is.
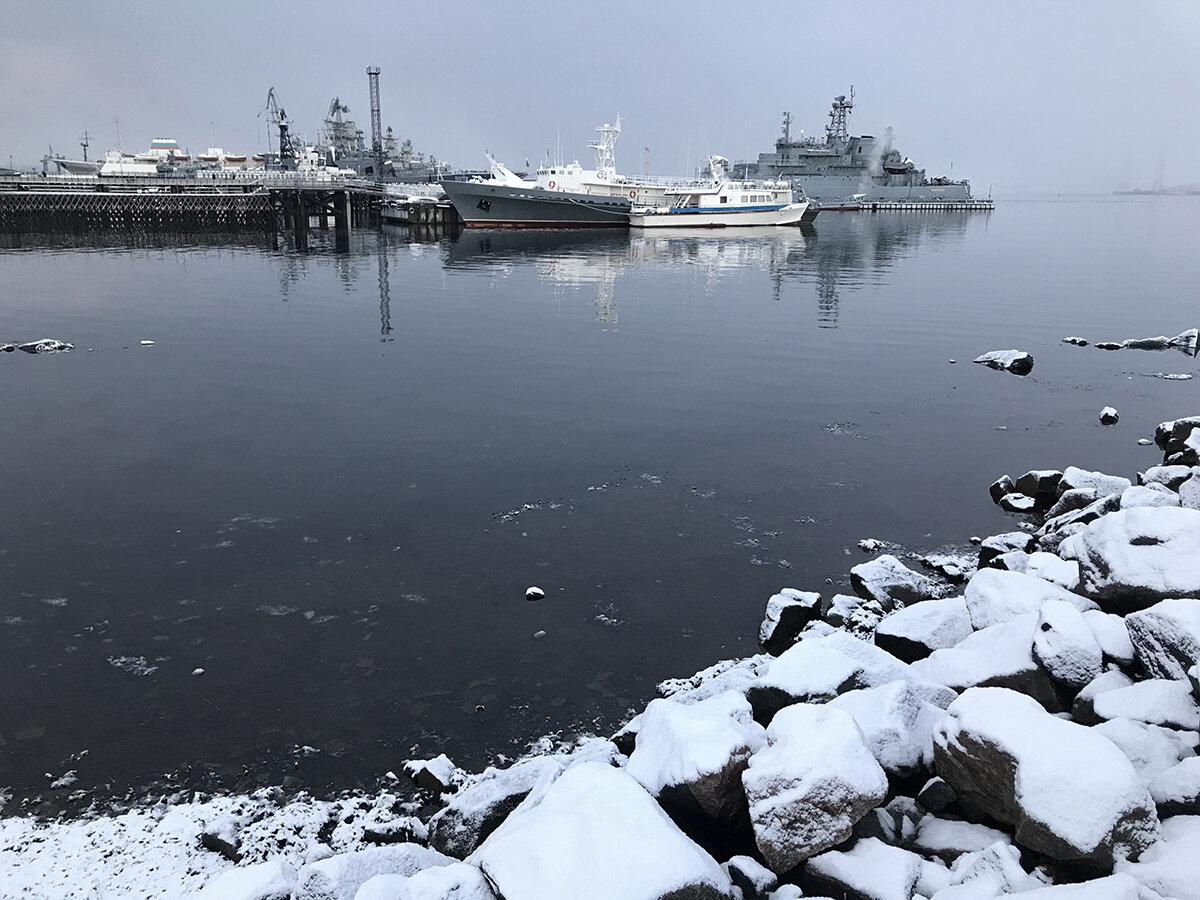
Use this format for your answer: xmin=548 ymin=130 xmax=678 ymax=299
xmin=441 ymin=180 xmax=631 ymax=228
xmin=790 ymin=176 xmax=973 ymax=203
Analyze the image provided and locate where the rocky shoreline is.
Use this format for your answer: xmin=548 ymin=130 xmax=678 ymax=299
xmin=3 ymin=416 xmax=1200 ymax=899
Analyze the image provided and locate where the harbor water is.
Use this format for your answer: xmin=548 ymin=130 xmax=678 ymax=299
xmin=1 ymin=197 xmax=1198 ymax=812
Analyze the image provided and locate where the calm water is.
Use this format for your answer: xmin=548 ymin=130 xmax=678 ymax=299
xmin=2 ymin=198 xmax=1198 ymax=811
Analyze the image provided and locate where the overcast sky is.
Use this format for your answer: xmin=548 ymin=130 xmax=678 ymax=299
xmin=3 ymin=0 xmax=1197 ymax=194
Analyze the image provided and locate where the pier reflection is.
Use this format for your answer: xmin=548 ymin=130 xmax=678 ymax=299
xmin=442 ymin=211 xmax=980 ymax=327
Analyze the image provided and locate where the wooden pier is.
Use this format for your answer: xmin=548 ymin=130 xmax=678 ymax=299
xmin=0 ymin=173 xmax=384 ymax=246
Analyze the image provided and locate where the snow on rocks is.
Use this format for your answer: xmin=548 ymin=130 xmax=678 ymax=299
xmin=874 ymin=596 xmax=973 ymax=663
xmin=802 ymin=837 xmax=944 ymax=900
xmin=1016 ymin=470 xmax=1063 ymax=500
xmin=468 ymin=762 xmax=735 ymax=900
xmin=757 ymin=589 xmax=821 ymax=655
xmin=747 ymin=631 xmax=910 ymax=720
xmin=427 ymin=755 xmax=563 ymax=859
xmin=1124 ymin=599 xmax=1200 ymax=680
xmin=1032 ymin=600 xmax=1103 ymax=689
xmin=741 ymin=703 xmax=888 ymax=873
xmin=1091 ymin=679 xmax=1200 ymax=730
xmin=1074 ymin=507 xmax=1200 ymax=612
xmin=192 ymin=859 xmax=297 ymax=899
xmin=1116 ymin=815 xmax=1200 ymax=900
xmin=973 ymin=350 xmax=1034 ymax=375
xmin=625 ymin=690 xmax=766 ymax=822
xmin=849 ymin=554 xmax=942 ymax=611
xmin=403 ymin=755 xmax=463 ymax=796
xmin=1155 ymin=415 xmax=1200 ymax=466
xmin=1148 ymin=757 xmax=1200 ymax=817
xmin=722 ymin=855 xmax=777 ymax=900
xmin=294 ymin=845 xmax=454 ymax=900
xmin=977 ymin=532 xmax=1035 ymax=568
xmin=1060 ymin=467 xmax=1133 ymax=498
xmin=933 ymin=687 xmax=1160 ymax=868
xmin=827 ymin=680 xmax=947 ymax=777
xmin=1093 ymin=718 xmax=1198 ymax=783
xmin=1138 ymin=464 xmax=1196 ymax=490
xmin=1099 ymin=407 xmax=1120 ymax=425
xmin=912 ymin=816 xmax=1012 ymax=866
xmin=963 ymin=568 xmax=1096 ymax=631
xmin=1119 ymin=483 xmax=1180 ymax=509
xmin=17 ymin=338 xmax=74 ymax=354
xmin=1072 ymin=670 xmax=1135 ymax=725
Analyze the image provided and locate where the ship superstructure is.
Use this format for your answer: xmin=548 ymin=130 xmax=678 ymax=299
xmin=733 ymin=88 xmax=978 ymax=204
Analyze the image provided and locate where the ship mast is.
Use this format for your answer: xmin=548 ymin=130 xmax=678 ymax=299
xmin=589 ymin=116 xmax=621 ymax=171
xmin=826 ymin=86 xmax=854 ymax=143
xmin=80 ymin=130 xmax=90 ymax=162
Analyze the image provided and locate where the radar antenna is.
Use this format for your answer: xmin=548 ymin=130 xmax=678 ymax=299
xmin=589 ymin=115 xmax=622 ymax=171
xmin=826 ymin=86 xmax=854 ymax=143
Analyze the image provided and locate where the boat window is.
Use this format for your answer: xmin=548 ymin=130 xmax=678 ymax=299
xmin=720 ymin=196 xmax=727 ymax=203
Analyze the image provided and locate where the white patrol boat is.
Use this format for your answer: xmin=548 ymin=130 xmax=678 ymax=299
xmin=629 ymin=156 xmax=814 ymax=228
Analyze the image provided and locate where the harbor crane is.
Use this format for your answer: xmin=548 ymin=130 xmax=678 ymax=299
xmin=258 ymin=87 xmax=296 ymax=169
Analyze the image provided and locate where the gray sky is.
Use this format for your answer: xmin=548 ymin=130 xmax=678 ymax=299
xmin=3 ymin=0 xmax=1197 ymax=194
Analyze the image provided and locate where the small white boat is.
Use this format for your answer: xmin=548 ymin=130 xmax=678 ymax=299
xmin=629 ymin=156 xmax=811 ymax=228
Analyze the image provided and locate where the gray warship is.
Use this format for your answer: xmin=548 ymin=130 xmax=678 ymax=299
xmin=732 ymin=89 xmax=978 ymax=205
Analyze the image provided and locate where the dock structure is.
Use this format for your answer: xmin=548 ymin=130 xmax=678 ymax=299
xmin=859 ymin=199 xmax=994 ymax=212
xmin=0 ymin=172 xmax=384 ymax=247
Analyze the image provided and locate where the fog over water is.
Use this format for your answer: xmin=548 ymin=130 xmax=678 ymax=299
xmin=3 ymin=0 xmax=1198 ymax=193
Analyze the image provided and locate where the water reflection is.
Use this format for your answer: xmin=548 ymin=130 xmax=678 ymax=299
xmin=442 ymin=213 xmax=979 ymax=327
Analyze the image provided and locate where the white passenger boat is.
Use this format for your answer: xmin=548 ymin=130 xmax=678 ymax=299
xmin=629 ymin=156 xmax=813 ymax=228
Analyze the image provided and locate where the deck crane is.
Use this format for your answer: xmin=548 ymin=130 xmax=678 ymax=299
xmin=258 ymin=87 xmax=296 ymax=170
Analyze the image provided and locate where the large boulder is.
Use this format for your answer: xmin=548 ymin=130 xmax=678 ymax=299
xmin=1154 ymin=415 xmax=1200 ymax=466
xmin=626 ymin=690 xmax=766 ymax=822
xmin=469 ymin=762 xmax=734 ymax=900
xmin=746 ymin=632 xmax=910 ymax=721
xmin=828 ymin=680 xmax=946 ymax=778
xmin=933 ymin=687 xmax=1160 ymax=868
xmin=1059 ymin=467 xmax=1133 ymax=499
xmin=758 ymin=589 xmax=821 ymax=656
xmin=1092 ymin=680 xmax=1200 ymax=730
xmin=963 ymin=568 xmax=1096 ymax=631
xmin=1074 ymin=507 xmax=1200 ymax=613
xmin=910 ymin=614 xmax=1063 ymax=711
xmin=849 ymin=555 xmax=941 ymax=611
xmin=1124 ymin=599 xmax=1200 ymax=681
xmin=874 ymin=596 xmax=973 ymax=663
xmin=295 ymin=845 xmax=455 ymax=900
xmin=741 ymin=704 xmax=888 ymax=874
xmin=427 ymin=756 xmax=563 ymax=859
xmin=1016 ymin=469 xmax=1063 ymax=500
xmin=1032 ymin=599 xmax=1103 ymax=689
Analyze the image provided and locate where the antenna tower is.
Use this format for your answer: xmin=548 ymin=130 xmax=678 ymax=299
xmin=367 ymin=66 xmax=383 ymax=178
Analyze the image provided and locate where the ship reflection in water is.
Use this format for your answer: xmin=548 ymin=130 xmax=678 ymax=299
xmin=442 ymin=212 xmax=979 ymax=329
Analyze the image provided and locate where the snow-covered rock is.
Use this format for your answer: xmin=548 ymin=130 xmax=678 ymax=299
xmin=1124 ymin=599 xmax=1200 ymax=681
xmin=193 ymin=859 xmax=297 ymax=900
xmin=758 ymin=589 xmax=821 ymax=656
xmin=1016 ymin=470 xmax=1063 ymax=499
xmin=1033 ymin=599 xmax=1103 ymax=689
xmin=913 ymin=816 xmax=1011 ymax=864
xmin=1181 ymin=472 xmax=1200 ymax=510
xmin=1155 ymin=415 xmax=1200 ymax=466
xmin=722 ymin=856 xmax=777 ymax=900
xmin=1149 ymin=758 xmax=1200 ymax=817
xmin=1120 ymin=483 xmax=1180 ymax=509
xmin=933 ymin=687 xmax=1160 ymax=867
xmin=989 ymin=475 xmax=1017 ymax=505
xmin=17 ymin=338 xmax=73 ymax=354
xmin=742 ymin=704 xmax=888 ymax=873
xmin=1117 ymin=815 xmax=1200 ymax=900
xmin=937 ymin=841 xmax=1045 ymax=895
xmin=394 ymin=862 xmax=496 ymax=900
xmin=849 ymin=554 xmax=941 ymax=611
xmin=1013 ymin=874 xmax=1144 ymax=898
xmin=874 ymin=596 xmax=973 ymax=663
xmin=802 ymin=837 xmax=942 ymax=900
xmin=1081 ymin=610 xmax=1136 ymax=667
xmin=1072 ymin=670 xmax=1135 ymax=725
xmin=469 ymin=762 xmax=734 ymax=900
xmin=626 ymin=690 xmax=766 ymax=822
xmin=427 ymin=756 xmax=563 ymax=859
xmin=978 ymin=532 xmax=1035 ymax=568
xmin=1074 ymin=507 xmax=1200 ymax=612
xmin=911 ymin=614 xmax=1062 ymax=711
xmin=990 ymin=551 xmax=1080 ymax=590
xmin=999 ymin=493 xmax=1036 ymax=513
xmin=828 ymin=680 xmax=946 ymax=777
xmin=403 ymin=756 xmax=463 ymax=796
xmin=916 ymin=777 xmax=957 ymax=813
xmin=747 ymin=632 xmax=910 ymax=720
xmin=963 ymin=568 xmax=1096 ymax=631
xmin=1139 ymin=465 xmax=1195 ymax=490
xmin=1091 ymin=718 xmax=1197 ymax=782
xmin=1092 ymin=679 xmax=1200 ymax=730
xmin=1100 ymin=407 xmax=1120 ymax=426
xmin=295 ymin=845 xmax=455 ymax=900
xmin=1060 ymin=467 xmax=1134 ymax=499
xmin=824 ymin=593 xmax=886 ymax=636
xmin=974 ymin=350 xmax=1034 ymax=375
